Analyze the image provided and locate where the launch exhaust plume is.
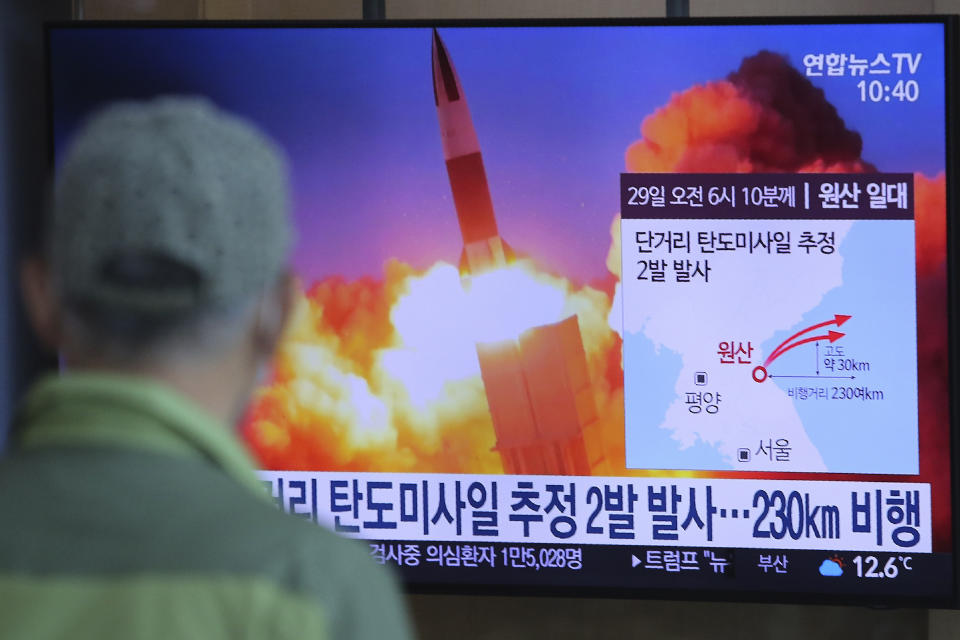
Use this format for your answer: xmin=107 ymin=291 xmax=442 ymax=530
xmin=626 ymin=51 xmax=873 ymax=174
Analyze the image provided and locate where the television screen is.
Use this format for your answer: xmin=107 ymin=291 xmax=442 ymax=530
xmin=47 ymin=18 xmax=958 ymax=607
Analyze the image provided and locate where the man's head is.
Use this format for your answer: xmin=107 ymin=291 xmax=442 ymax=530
xmin=22 ymin=97 xmax=295 ymax=424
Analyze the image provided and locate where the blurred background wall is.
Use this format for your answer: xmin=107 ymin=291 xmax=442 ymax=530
xmin=3 ymin=0 xmax=958 ymax=637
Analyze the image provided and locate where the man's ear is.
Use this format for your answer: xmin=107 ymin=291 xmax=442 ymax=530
xmin=20 ymin=256 xmax=62 ymax=352
xmin=253 ymin=270 xmax=296 ymax=359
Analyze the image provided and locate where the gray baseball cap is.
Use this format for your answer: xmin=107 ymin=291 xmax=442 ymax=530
xmin=51 ymin=97 xmax=292 ymax=315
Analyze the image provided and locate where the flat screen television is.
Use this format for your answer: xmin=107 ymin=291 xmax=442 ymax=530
xmin=46 ymin=17 xmax=960 ymax=607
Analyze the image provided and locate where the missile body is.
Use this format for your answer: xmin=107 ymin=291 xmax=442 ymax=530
xmin=431 ymin=29 xmax=513 ymax=277
xmin=429 ymin=30 xmax=608 ymax=476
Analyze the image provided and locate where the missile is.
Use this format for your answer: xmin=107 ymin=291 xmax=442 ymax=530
xmin=431 ymin=28 xmax=514 ymax=277
xmin=430 ymin=30 xmax=607 ymax=476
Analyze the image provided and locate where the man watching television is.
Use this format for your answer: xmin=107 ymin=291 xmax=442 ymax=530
xmin=0 ymin=97 xmax=414 ymax=640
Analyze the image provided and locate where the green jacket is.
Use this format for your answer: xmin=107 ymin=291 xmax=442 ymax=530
xmin=0 ymin=373 xmax=414 ymax=640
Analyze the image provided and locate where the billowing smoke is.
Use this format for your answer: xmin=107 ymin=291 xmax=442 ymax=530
xmin=244 ymin=257 xmax=616 ymax=474
xmin=626 ymin=52 xmax=872 ymax=174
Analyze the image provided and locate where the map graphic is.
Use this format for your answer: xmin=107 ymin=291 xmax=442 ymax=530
xmin=621 ymin=174 xmax=919 ymax=474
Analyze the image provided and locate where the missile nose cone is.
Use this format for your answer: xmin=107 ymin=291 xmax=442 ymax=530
xmin=430 ymin=28 xmax=504 ymax=276
xmin=431 ymin=29 xmax=460 ymax=106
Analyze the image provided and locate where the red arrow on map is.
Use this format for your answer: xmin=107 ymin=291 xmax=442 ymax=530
xmin=765 ymin=331 xmax=845 ymax=366
xmin=763 ymin=314 xmax=851 ymax=367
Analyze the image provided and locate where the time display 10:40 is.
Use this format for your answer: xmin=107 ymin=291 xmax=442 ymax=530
xmin=857 ymin=79 xmax=919 ymax=102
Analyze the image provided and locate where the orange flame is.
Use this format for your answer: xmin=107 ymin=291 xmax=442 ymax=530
xmin=245 ymin=256 xmax=616 ymax=474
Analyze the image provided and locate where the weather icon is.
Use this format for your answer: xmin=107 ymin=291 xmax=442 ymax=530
xmin=818 ymin=555 xmax=845 ymax=577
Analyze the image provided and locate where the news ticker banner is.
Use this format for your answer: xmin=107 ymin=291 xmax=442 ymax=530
xmin=259 ymin=472 xmax=931 ymax=553
xmin=361 ymin=540 xmax=954 ymax=602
